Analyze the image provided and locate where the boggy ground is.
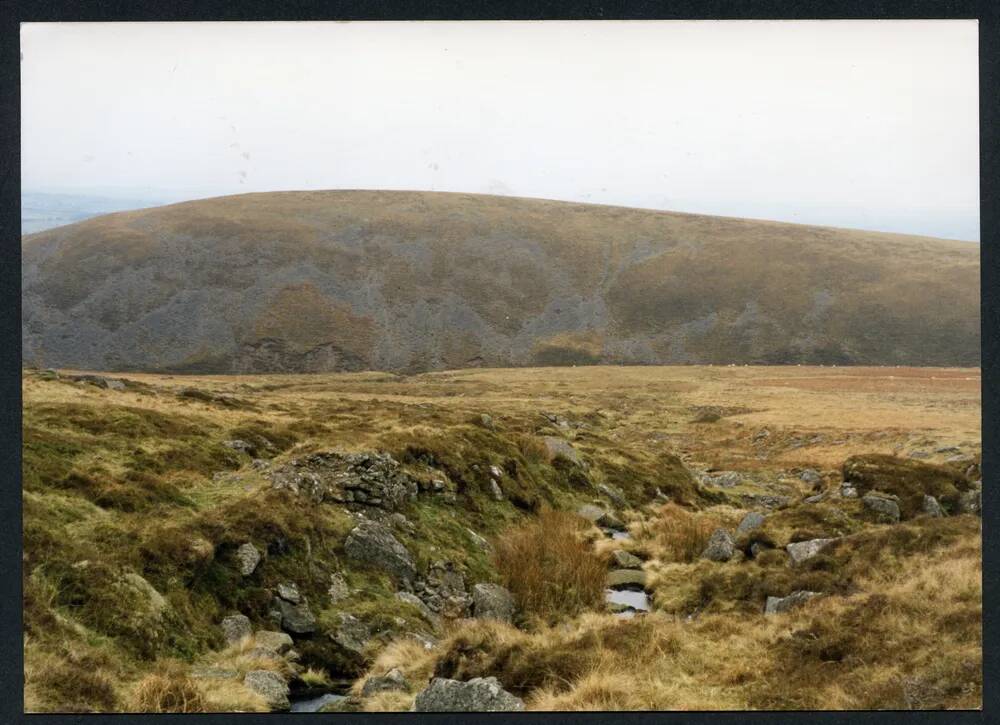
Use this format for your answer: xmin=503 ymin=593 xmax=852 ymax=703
xmin=22 ymin=365 xmax=981 ymax=711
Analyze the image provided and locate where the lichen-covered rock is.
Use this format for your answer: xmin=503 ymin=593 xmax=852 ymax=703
xmin=764 ymin=590 xmax=820 ymax=615
xmin=344 ymin=520 xmax=417 ymax=584
xmin=576 ymin=504 xmax=605 ymax=522
xmin=331 ymin=613 xmax=371 ymax=656
xmin=863 ymin=492 xmax=901 ymax=523
xmin=799 ymin=468 xmax=822 ymax=485
xmin=597 ymin=483 xmax=627 ymax=508
xmin=700 ymin=528 xmax=735 ymax=562
xmin=606 ymin=569 xmax=647 ymax=588
xmin=361 ymin=668 xmax=409 ymax=697
xmin=328 ymin=572 xmax=350 ymax=604
xmin=235 ymin=542 xmax=261 ymax=576
xmin=221 ymin=614 xmax=252 ymax=644
xmin=244 ymin=670 xmax=290 ymax=711
xmin=610 ymin=550 xmax=643 ymax=569
xmin=596 ymin=510 xmax=626 ymax=531
xmin=276 ymin=582 xmax=300 ymax=604
xmin=702 ymin=471 xmax=742 ymax=488
xmin=471 ymin=583 xmax=515 ymax=623
xmin=269 ymin=451 xmax=418 ymax=510
xmin=541 ymin=437 xmax=582 ymax=466
xmin=412 ymin=676 xmax=525 ymax=712
xmin=958 ymin=489 xmax=981 ymax=516
xmin=254 ymin=630 xmax=293 ymax=654
xmin=735 ymin=512 xmax=766 ymax=535
xmin=786 ymin=537 xmax=837 ymax=565
xmin=275 ymin=597 xmax=317 ymax=635
xmin=923 ymin=494 xmax=944 ymax=518
xmin=396 ymin=591 xmax=441 ymax=628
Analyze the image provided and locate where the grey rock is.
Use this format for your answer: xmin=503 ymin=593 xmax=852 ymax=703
xmin=703 ymin=471 xmax=743 ymax=488
xmin=863 ymin=492 xmax=901 ymax=523
xmin=276 ymin=582 xmax=300 ymax=604
xmin=597 ymin=483 xmax=627 ymax=508
xmin=596 ymin=510 xmax=626 ymax=531
xmin=471 ymin=583 xmax=515 ymax=623
xmin=275 ymin=597 xmax=317 ymax=635
xmin=542 ymin=437 xmax=583 ymax=466
xmin=223 ymin=439 xmax=255 ymax=454
xmin=700 ymin=528 xmax=735 ymax=562
xmin=735 ymin=512 xmax=766 ymax=535
xmin=328 ymin=572 xmax=350 ymax=603
xmin=254 ymin=630 xmax=294 ymax=654
xmin=344 ymin=520 xmax=417 ymax=584
xmin=610 ymin=550 xmax=643 ymax=569
xmin=244 ymin=670 xmax=290 ymax=711
xmin=479 ymin=414 xmax=495 ymax=430
xmin=799 ymin=468 xmax=822 ymax=485
xmin=909 ymin=450 xmax=930 ymax=459
xmin=923 ymin=494 xmax=944 ymax=518
xmin=764 ymin=590 xmax=820 ymax=615
xmin=413 ymin=676 xmax=525 ymax=712
xmin=839 ymin=483 xmax=858 ymax=499
xmin=362 ymin=668 xmax=409 ymax=697
xmin=958 ymin=489 xmax=981 ymax=516
xmin=235 ymin=542 xmax=261 ymax=576
xmin=740 ymin=493 xmax=791 ymax=509
xmin=576 ymin=504 xmax=605 ymax=522
xmin=221 ymin=614 xmax=252 ymax=644
xmin=465 ymin=528 xmax=491 ymax=552
xmin=487 ymin=478 xmax=504 ymax=501
xmin=269 ymin=451 xmax=418 ymax=510
xmin=488 ymin=464 xmax=503 ymax=480
xmin=934 ymin=446 xmax=961 ymax=454
xmin=803 ymin=493 xmax=826 ymax=504
xmin=331 ymin=613 xmax=371 ymax=656
xmin=397 ymin=591 xmax=441 ymax=628
xmin=946 ymin=453 xmax=975 ymax=464
xmin=786 ymin=538 xmax=837 ymax=565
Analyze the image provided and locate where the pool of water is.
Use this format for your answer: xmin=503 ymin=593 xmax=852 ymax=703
xmin=289 ymin=692 xmax=346 ymax=713
xmin=606 ymin=586 xmax=650 ymax=617
xmin=601 ymin=527 xmax=631 ymax=541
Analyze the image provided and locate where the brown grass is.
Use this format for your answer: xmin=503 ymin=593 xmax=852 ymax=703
xmin=127 ymin=661 xmax=207 ymax=713
xmin=638 ymin=503 xmax=720 ymax=563
xmin=493 ymin=510 xmax=608 ymax=623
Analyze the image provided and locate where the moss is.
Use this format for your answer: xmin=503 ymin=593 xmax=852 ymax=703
xmin=843 ymin=454 xmax=973 ymax=518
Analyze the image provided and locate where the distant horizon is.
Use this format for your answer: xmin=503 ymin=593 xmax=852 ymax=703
xmin=22 ymin=185 xmax=981 ymax=243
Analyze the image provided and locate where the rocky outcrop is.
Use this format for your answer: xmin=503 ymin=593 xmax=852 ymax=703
xmin=273 ymin=584 xmax=317 ymax=635
xmin=412 ymin=676 xmax=525 ymax=712
xmin=786 ymin=538 xmax=837 ymax=565
xmin=416 ymin=561 xmax=471 ymax=619
xmin=270 ymin=451 xmax=418 ymax=510
xmin=736 ymin=512 xmax=766 ymax=535
xmin=471 ymin=583 xmax=515 ymax=623
xmin=863 ymin=492 xmax=901 ymax=523
xmin=244 ymin=670 xmax=290 ymax=711
xmin=344 ymin=520 xmax=417 ymax=584
xmin=764 ymin=590 xmax=820 ymax=615
xmin=700 ymin=528 xmax=735 ymax=562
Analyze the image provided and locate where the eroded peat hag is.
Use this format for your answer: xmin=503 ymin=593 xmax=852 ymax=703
xmin=22 ymin=365 xmax=981 ymax=712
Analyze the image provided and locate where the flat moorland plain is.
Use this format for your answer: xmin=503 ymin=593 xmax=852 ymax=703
xmin=22 ymin=365 xmax=981 ymax=712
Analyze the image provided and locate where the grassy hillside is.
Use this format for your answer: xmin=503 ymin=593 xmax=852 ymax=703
xmin=21 ymin=191 xmax=980 ymax=373
xmin=22 ymin=365 xmax=981 ymax=711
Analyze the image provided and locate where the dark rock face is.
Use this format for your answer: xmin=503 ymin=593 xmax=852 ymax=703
xmin=343 ymin=520 xmax=417 ymax=584
xmin=270 ymin=451 xmax=418 ymax=510
xmin=412 ymin=676 xmax=525 ymax=712
xmin=21 ymin=191 xmax=980 ymax=374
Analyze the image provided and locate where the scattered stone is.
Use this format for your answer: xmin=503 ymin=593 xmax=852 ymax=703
xmin=221 ymin=614 xmax=252 ymax=644
xmin=244 ymin=670 xmax=290 ymax=711
xmin=862 ymin=492 xmax=902 ymax=523
xmin=596 ymin=483 xmax=627 ymax=508
xmin=576 ymin=504 xmax=605 ymax=522
xmin=700 ymin=528 xmax=735 ymax=562
xmin=344 ymin=520 xmax=417 ymax=584
xmin=328 ymin=573 xmax=350 ymax=604
xmin=396 ymin=591 xmax=441 ymax=628
xmin=799 ymin=468 xmax=822 ymax=485
xmin=541 ymin=436 xmax=583 ymax=466
xmin=935 ymin=446 xmax=961 ymax=454
xmin=923 ymin=495 xmax=944 ymax=518
xmin=276 ymin=582 xmax=301 ymax=604
xmin=465 ymin=528 xmax=491 ymax=552
xmin=223 ymin=439 xmax=255 ymax=454
xmin=254 ymin=630 xmax=293 ymax=654
xmin=362 ymin=668 xmax=409 ymax=697
xmin=740 ymin=494 xmax=791 ymax=509
xmin=839 ymin=483 xmax=858 ymax=499
xmin=610 ymin=550 xmax=643 ymax=569
xmin=749 ymin=540 xmax=775 ymax=558
xmin=596 ymin=510 xmax=626 ymax=531
xmin=803 ymin=493 xmax=826 ymax=504
xmin=275 ymin=597 xmax=317 ymax=635
xmin=488 ymin=465 xmax=503 ymax=480
xmin=946 ymin=453 xmax=975 ymax=464
xmin=487 ymin=479 xmax=504 ymax=501
xmin=764 ymin=590 xmax=820 ymax=615
xmin=413 ymin=677 xmax=525 ymax=712
xmin=753 ymin=428 xmax=771 ymax=442
xmin=478 ymin=414 xmax=495 ymax=430
xmin=235 ymin=542 xmax=261 ymax=576
xmin=419 ymin=561 xmax=472 ymax=618
xmin=786 ymin=538 xmax=837 ymax=565
xmin=606 ymin=569 xmax=647 ymax=588
xmin=735 ymin=512 xmax=766 ymax=535
xmin=691 ymin=408 xmax=721 ymax=423
xmin=331 ymin=613 xmax=371 ymax=656
xmin=908 ymin=450 xmax=930 ymax=459
xmin=269 ymin=451 xmax=419 ymax=510
xmin=702 ymin=471 xmax=743 ymax=488
xmin=471 ymin=583 xmax=515 ymax=623
xmin=958 ymin=489 xmax=981 ymax=516
xmin=69 ymin=374 xmax=126 ymax=390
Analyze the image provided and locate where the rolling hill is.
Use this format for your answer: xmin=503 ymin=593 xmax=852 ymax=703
xmin=21 ymin=190 xmax=980 ymax=373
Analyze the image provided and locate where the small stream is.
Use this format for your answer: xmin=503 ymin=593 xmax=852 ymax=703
xmin=599 ymin=527 xmax=651 ymax=617
xmin=289 ymin=691 xmax=347 ymax=713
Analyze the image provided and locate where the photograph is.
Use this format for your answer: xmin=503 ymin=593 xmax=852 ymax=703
xmin=19 ymin=19 xmax=982 ymax=712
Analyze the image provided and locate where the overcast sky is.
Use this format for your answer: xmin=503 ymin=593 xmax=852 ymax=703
xmin=21 ymin=20 xmax=979 ymax=240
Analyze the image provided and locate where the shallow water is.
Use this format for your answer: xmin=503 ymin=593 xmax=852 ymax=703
xmin=605 ymin=587 xmax=650 ymax=613
xmin=289 ymin=692 xmax=346 ymax=713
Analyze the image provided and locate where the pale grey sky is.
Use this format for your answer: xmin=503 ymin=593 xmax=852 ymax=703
xmin=21 ymin=20 xmax=980 ymax=240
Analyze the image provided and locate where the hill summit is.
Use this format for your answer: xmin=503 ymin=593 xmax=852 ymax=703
xmin=21 ymin=190 xmax=980 ymax=373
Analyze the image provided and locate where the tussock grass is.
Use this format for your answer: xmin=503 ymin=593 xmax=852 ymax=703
xmin=493 ymin=510 xmax=608 ymax=623
xmin=127 ymin=661 xmax=207 ymax=713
